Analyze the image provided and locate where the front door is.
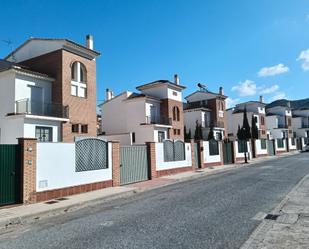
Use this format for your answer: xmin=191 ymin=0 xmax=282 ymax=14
xmin=158 ymin=131 xmax=165 ymax=143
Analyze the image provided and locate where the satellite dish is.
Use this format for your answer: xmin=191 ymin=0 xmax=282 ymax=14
xmin=197 ymin=83 xmax=207 ymax=91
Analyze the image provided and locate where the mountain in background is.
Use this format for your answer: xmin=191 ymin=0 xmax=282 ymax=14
xmin=266 ymin=98 xmax=309 ymax=110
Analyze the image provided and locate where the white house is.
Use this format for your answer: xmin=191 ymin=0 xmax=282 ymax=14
xmin=99 ymin=76 xmax=186 ymax=145
xmin=226 ymin=97 xmax=267 ymax=140
xmin=266 ymin=104 xmax=296 ymax=151
xmin=292 ymin=109 xmax=309 ymax=140
xmin=183 ymin=86 xmax=227 ymax=140
xmin=0 ymin=59 xmax=69 ymax=144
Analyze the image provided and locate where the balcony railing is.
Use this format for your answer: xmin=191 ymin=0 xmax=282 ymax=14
xmin=15 ymin=99 xmax=69 ymax=119
xmin=278 ymin=123 xmax=288 ymax=129
xmin=301 ymin=124 xmax=309 ymax=128
xmin=183 ymin=101 xmax=209 ymax=110
xmin=144 ymin=116 xmax=172 ymax=126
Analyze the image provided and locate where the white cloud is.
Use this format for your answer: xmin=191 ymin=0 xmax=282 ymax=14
xmin=260 ymin=84 xmax=279 ymax=94
xmin=226 ymin=98 xmax=240 ymax=108
xmin=269 ymin=92 xmax=287 ymax=102
xmin=258 ymin=64 xmax=289 ymax=77
xmin=231 ymin=80 xmax=257 ymax=96
xmin=297 ymin=49 xmax=309 ymax=71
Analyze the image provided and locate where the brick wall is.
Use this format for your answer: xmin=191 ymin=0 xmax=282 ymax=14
xmin=207 ymin=98 xmax=227 ymax=137
xmin=146 ymin=142 xmax=157 ymax=179
xmin=160 ymin=99 xmax=184 ymax=140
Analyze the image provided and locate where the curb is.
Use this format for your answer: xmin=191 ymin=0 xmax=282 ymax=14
xmin=0 ymin=151 xmax=300 ymax=234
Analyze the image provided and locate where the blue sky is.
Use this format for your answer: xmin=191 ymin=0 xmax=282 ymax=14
xmin=1 ymin=0 xmax=308 ymax=107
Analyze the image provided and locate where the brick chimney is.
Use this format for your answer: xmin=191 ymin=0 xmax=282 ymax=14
xmin=259 ymin=95 xmax=264 ymax=103
xmin=219 ymin=86 xmax=224 ymax=95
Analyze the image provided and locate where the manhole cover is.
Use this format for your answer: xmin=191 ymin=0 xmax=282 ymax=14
xmin=264 ymin=214 xmax=280 ymax=220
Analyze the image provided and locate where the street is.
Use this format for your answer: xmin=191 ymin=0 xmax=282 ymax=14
xmin=1 ymin=153 xmax=309 ymax=249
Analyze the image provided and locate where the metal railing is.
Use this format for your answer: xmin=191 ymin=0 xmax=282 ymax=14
xmin=278 ymin=123 xmax=288 ymax=129
xmin=145 ymin=116 xmax=172 ymax=125
xmin=183 ymin=101 xmax=208 ymax=110
xmin=301 ymin=124 xmax=309 ymax=128
xmin=15 ymin=99 xmax=69 ymax=118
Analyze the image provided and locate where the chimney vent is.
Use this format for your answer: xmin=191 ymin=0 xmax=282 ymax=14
xmin=219 ymin=86 xmax=224 ymax=95
xmin=287 ymin=101 xmax=291 ymax=108
xmin=174 ymin=74 xmax=180 ymax=85
xmin=259 ymin=95 xmax=264 ymax=103
xmin=106 ymin=88 xmax=112 ymax=101
xmin=86 ymin=34 xmax=93 ymax=50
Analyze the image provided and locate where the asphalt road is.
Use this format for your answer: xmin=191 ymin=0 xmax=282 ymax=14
xmin=1 ymin=153 xmax=309 ymax=249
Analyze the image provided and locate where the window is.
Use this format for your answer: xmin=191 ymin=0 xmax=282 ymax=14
xmin=261 ymin=116 xmax=265 ymax=125
xmin=35 ymin=126 xmax=52 ymax=142
xmin=173 ymin=106 xmax=180 ymax=121
xmin=132 ymin=132 xmax=136 ymax=143
xmin=72 ymin=124 xmax=79 ymax=133
xmin=177 ymin=129 xmax=180 ymax=135
xmin=81 ymin=125 xmax=88 ymax=133
xmin=216 ymin=132 xmax=223 ymax=141
xmin=261 ymin=139 xmax=267 ymax=149
xmin=158 ymin=131 xmax=165 ymax=142
xmin=174 ymin=129 xmax=177 ymax=135
xmin=71 ymin=62 xmax=87 ymax=98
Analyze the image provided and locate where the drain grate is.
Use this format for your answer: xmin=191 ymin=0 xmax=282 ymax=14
xmin=264 ymin=214 xmax=279 ymax=220
xmin=45 ymin=200 xmax=59 ymax=205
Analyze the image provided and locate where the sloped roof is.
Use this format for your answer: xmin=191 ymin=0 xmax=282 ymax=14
xmin=136 ymin=80 xmax=186 ymax=91
xmin=266 ymin=98 xmax=309 ymax=110
xmin=185 ymin=90 xmax=227 ymax=100
xmin=0 ymin=59 xmax=52 ymax=79
xmin=5 ymin=37 xmax=100 ymax=61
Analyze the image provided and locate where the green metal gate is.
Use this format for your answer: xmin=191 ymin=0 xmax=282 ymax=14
xmin=223 ymin=141 xmax=234 ymax=164
xmin=120 ymin=145 xmax=149 ymax=185
xmin=0 ymin=145 xmax=21 ymax=206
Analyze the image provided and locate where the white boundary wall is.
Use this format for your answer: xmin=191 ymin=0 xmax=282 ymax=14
xmin=255 ymin=139 xmax=268 ymax=156
xmin=203 ymin=141 xmax=221 ymax=163
xmin=36 ymin=142 xmax=113 ymax=192
xmin=288 ymin=138 xmax=297 ymax=150
xmin=155 ymin=142 xmax=192 ymax=171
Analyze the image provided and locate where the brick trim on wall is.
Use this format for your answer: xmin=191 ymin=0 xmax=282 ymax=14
xmin=18 ymin=138 xmax=37 ymax=204
xmin=36 ymin=180 xmax=113 ymax=202
xmin=111 ymin=141 xmax=120 ymax=186
xmin=156 ymin=166 xmax=192 ymax=177
xmin=146 ymin=142 xmax=157 ymax=179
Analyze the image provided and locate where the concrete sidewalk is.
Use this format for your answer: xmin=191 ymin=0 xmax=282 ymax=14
xmin=241 ymin=163 xmax=309 ymax=249
xmin=0 ymin=151 xmax=299 ymax=234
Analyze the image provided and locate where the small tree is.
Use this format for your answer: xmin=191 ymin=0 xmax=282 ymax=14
xmin=207 ymin=123 xmax=215 ymax=141
xmin=184 ymin=126 xmax=192 ymax=141
xmin=251 ymin=115 xmax=259 ymax=139
xmin=237 ymin=106 xmax=251 ymax=163
xmin=194 ymin=120 xmax=203 ymax=141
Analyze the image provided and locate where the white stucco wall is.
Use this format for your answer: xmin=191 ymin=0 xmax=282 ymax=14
xmin=0 ymin=116 xmax=24 ymax=144
xmin=99 ymin=133 xmax=132 ymax=145
xmin=141 ymin=85 xmax=182 ymax=102
xmin=36 ymin=142 xmax=113 ymax=192
xmin=203 ymin=141 xmax=221 ymax=163
xmin=155 ymin=142 xmax=192 ymax=171
xmin=288 ymin=138 xmax=297 ymax=150
xmin=15 ymin=73 xmax=52 ymax=105
xmin=0 ymin=71 xmax=15 ymax=116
